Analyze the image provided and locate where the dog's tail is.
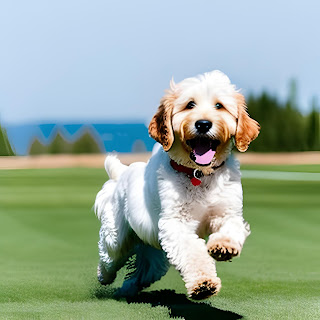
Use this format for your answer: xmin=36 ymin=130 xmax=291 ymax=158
xmin=105 ymin=154 xmax=128 ymax=181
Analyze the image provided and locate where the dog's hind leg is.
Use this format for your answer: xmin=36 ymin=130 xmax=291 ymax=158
xmin=97 ymin=231 xmax=131 ymax=285
xmin=97 ymin=206 xmax=137 ymax=285
xmin=95 ymin=178 xmax=138 ymax=285
xmin=97 ymin=228 xmax=137 ymax=285
xmin=116 ymin=244 xmax=170 ymax=297
xmin=97 ymin=255 xmax=126 ymax=286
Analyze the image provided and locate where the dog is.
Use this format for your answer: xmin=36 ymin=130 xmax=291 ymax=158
xmin=94 ymin=70 xmax=260 ymax=300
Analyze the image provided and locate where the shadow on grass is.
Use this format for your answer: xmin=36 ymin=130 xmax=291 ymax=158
xmin=93 ymin=286 xmax=242 ymax=320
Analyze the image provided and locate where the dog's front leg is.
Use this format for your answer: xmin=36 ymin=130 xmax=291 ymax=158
xmin=207 ymin=215 xmax=250 ymax=261
xmin=159 ymin=217 xmax=221 ymax=300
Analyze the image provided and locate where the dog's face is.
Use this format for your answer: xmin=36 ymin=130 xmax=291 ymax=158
xmin=149 ymin=70 xmax=260 ymax=173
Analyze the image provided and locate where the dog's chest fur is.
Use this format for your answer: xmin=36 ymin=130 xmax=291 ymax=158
xmin=157 ymin=154 xmax=241 ymax=221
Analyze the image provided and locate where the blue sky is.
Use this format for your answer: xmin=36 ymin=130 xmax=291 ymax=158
xmin=0 ymin=0 xmax=319 ymax=125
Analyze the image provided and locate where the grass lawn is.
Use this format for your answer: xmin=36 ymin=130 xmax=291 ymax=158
xmin=0 ymin=166 xmax=319 ymax=319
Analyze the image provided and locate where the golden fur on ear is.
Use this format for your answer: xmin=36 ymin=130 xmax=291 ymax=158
xmin=235 ymin=93 xmax=260 ymax=152
xmin=148 ymin=93 xmax=176 ymax=151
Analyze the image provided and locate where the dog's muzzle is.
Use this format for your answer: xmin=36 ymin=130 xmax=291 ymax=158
xmin=187 ymin=137 xmax=220 ymax=166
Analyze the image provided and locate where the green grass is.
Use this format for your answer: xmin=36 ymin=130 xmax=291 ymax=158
xmin=241 ymin=163 xmax=320 ymax=173
xmin=0 ymin=166 xmax=319 ymax=319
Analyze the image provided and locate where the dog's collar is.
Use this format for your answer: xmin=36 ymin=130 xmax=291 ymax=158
xmin=170 ymin=159 xmax=225 ymax=186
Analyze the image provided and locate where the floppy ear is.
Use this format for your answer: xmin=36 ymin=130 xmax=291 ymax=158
xmin=235 ymin=93 xmax=260 ymax=152
xmin=148 ymin=93 xmax=175 ymax=151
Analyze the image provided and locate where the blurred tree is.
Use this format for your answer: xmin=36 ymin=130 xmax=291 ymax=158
xmin=47 ymin=133 xmax=73 ymax=154
xmin=306 ymin=97 xmax=320 ymax=150
xmin=71 ymin=131 xmax=102 ymax=154
xmin=28 ymin=130 xmax=102 ymax=154
xmin=29 ymin=138 xmax=49 ymax=155
xmin=288 ymin=78 xmax=299 ymax=110
xmin=247 ymin=91 xmax=283 ymax=152
xmin=0 ymin=124 xmax=15 ymax=156
xmin=247 ymin=83 xmax=316 ymax=152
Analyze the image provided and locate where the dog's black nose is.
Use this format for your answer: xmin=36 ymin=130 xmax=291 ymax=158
xmin=195 ymin=120 xmax=212 ymax=134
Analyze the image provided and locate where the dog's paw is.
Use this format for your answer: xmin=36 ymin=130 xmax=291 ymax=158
xmin=97 ymin=264 xmax=116 ymax=285
xmin=188 ymin=277 xmax=221 ymax=300
xmin=207 ymin=237 xmax=241 ymax=261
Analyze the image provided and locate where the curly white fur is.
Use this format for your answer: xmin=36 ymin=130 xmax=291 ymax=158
xmin=94 ymin=70 xmax=259 ymax=299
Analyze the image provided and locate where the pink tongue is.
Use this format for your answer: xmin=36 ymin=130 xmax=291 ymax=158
xmin=194 ymin=149 xmax=216 ymax=165
xmin=193 ymin=143 xmax=216 ymax=165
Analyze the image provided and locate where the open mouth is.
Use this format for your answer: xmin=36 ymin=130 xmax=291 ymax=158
xmin=187 ymin=137 xmax=220 ymax=166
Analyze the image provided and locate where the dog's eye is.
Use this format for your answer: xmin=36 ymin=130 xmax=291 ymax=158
xmin=186 ymin=101 xmax=196 ymax=109
xmin=215 ymin=103 xmax=224 ymax=109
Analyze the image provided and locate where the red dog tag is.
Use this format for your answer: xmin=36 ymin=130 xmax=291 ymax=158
xmin=191 ymin=177 xmax=202 ymax=186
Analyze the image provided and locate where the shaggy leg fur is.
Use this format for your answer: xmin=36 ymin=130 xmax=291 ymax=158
xmin=116 ymin=244 xmax=170 ymax=297
xmin=96 ymin=187 xmax=137 ymax=285
xmin=159 ymin=218 xmax=221 ymax=300
xmin=97 ymin=225 xmax=135 ymax=285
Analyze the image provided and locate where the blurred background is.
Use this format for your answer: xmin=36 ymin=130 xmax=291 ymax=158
xmin=0 ymin=0 xmax=319 ymax=156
